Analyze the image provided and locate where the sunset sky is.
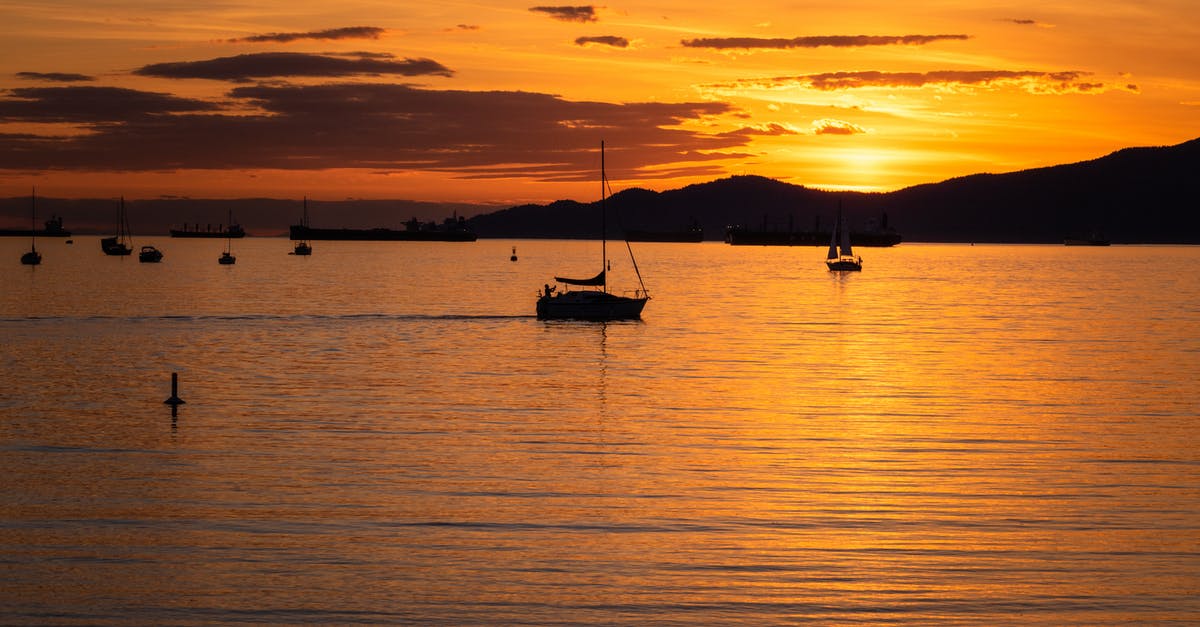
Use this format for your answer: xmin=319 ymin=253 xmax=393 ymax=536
xmin=2 ymin=0 xmax=1198 ymax=205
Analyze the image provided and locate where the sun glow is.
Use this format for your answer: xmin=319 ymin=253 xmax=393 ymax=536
xmin=0 ymin=0 xmax=1197 ymax=202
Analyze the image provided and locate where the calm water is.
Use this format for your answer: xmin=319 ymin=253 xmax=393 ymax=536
xmin=2 ymin=237 xmax=1199 ymax=624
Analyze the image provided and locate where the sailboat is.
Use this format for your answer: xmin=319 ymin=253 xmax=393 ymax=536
xmin=218 ymin=209 xmax=237 ymax=264
xmin=20 ymin=189 xmax=41 ymax=265
xmin=101 ymin=197 xmax=133 ymax=256
xmin=291 ymin=197 xmax=312 ymax=255
xmin=825 ymin=207 xmax=862 ymax=272
xmin=536 ymin=141 xmax=649 ymax=320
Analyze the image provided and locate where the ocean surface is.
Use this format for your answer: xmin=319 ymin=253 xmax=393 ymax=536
xmin=2 ymin=237 xmax=1198 ymax=625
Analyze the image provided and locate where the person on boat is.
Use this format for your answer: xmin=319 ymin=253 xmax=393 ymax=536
xmin=543 ymin=283 xmax=556 ymax=297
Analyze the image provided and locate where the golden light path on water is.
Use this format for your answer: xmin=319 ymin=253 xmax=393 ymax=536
xmin=1 ymin=238 xmax=1198 ymax=623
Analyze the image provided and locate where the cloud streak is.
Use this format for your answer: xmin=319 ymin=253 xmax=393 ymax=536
xmin=16 ymin=72 xmax=95 ymax=82
xmin=529 ymin=6 xmax=597 ymax=22
xmin=0 ymin=86 xmax=219 ymax=122
xmin=230 ymin=26 xmax=386 ymax=43
xmin=708 ymin=70 xmax=1125 ymax=94
xmin=681 ymin=34 xmax=969 ymax=49
xmin=576 ymin=36 xmax=629 ymax=48
xmin=0 ymin=83 xmax=746 ymax=181
xmin=134 ymin=52 xmax=453 ymax=81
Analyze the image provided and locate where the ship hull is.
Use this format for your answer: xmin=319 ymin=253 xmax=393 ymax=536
xmin=170 ymin=230 xmax=245 ymax=238
xmin=289 ymin=225 xmax=476 ymax=242
xmin=726 ymin=229 xmax=901 ymax=247
xmin=536 ymin=291 xmax=647 ymax=321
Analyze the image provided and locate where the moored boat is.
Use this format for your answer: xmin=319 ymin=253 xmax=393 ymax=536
xmin=537 ymin=142 xmax=649 ymax=321
xmin=289 ymin=215 xmax=476 ymax=242
xmin=101 ymin=197 xmax=133 ymax=256
xmin=291 ymin=197 xmax=313 ymax=255
xmin=19 ymin=189 xmax=41 ymax=265
xmin=138 ymin=245 xmax=164 ymax=263
xmin=171 ymin=223 xmax=245 ymax=238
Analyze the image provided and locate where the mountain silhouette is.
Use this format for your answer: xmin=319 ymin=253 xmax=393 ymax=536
xmin=469 ymin=136 xmax=1200 ymax=243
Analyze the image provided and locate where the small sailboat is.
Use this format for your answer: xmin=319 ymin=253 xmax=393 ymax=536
xmin=218 ymin=209 xmax=237 ymax=264
xmin=20 ymin=189 xmax=41 ymax=266
xmin=101 ymin=197 xmax=133 ymax=256
xmin=825 ymin=207 xmax=862 ymax=272
xmin=537 ymin=141 xmax=649 ymax=320
xmin=291 ymin=197 xmax=312 ymax=255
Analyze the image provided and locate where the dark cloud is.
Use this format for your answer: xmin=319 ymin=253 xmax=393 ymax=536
xmin=722 ymin=123 xmax=799 ymax=137
xmin=803 ymin=70 xmax=1095 ymax=92
xmin=231 ymin=26 xmax=386 ymax=43
xmin=0 ymin=83 xmax=746 ymax=181
xmin=812 ymin=119 xmax=865 ymax=135
xmin=575 ymin=36 xmax=629 ymax=48
xmin=1005 ymin=18 xmax=1053 ymax=27
xmin=710 ymin=70 xmax=1110 ymax=94
xmin=16 ymin=72 xmax=95 ymax=82
xmin=529 ymin=6 xmax=597 ymax=22
xmin=681 ymin=34 xmax=970 ymax=49
xmin=134 ymin=52 xmax=453 ymax=81
xmin=0 ymin=86 xmax=219 ymax=122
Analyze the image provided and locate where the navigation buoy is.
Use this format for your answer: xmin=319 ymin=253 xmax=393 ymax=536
xmin=164 ymin=372 xmax=185 ymax=406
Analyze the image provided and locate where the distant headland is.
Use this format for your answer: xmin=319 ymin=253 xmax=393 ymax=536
xmin=3 ymin=137 xmax=1197 ymax=244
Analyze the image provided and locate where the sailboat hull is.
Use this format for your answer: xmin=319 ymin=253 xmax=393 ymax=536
xmin=826 ymin=258 xmax=862 ymax=271
xmin=101 ymin=237 xmax=132 ymax=256
xmin=20 ymin=251 xmax=41 ymax=265
xmin=537 ymin=291 xmax=647 ymax=321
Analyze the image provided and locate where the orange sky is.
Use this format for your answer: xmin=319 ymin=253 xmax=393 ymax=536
xmin=1 ymin=1 xmax=1198 ymax=205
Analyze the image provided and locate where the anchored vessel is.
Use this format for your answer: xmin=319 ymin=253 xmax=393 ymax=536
xmin=171 ymin=222 xmax=245 ymax=238
xmin=292 ymin=197 xmax=312 ymax=255
xmin=101 ymin=197 xmax=133 ymax=256
xmin=289 ymin=215 xmax=476 ymax=242
xmin=19 ymin=189 xmax=41 ymax=265
xmin=537 ymin=142 xmax=649 ymax=321
xmin=218 ymin=209 xmax=237 ymax=265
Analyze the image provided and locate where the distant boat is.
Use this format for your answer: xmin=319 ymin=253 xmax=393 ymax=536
xmin=138 ymin=245 xmax=164 ymax=263
xmin=19 ymin=189 xmax=41 ymax=266
xmin=291 ymin=197 xmax=312 ymax=255
xmin=289 ymin=215 xmax=476 ymax=242
xmin=537 ymin=141 xmax=649 ymax=321
xmin=218 ymin=209 xmax=237 ymax=265
xmin=1 ymin=213 xmax=71 ymax=238
xmin=170 ymin=222 xmax=245 ymax=238
xmin=101 ymin=197 xmax=133 ymax=256
xmin=825 ymin=208 xmax=862 ymax=272
xmin=510 ymin=246 xmax=518 ymax=262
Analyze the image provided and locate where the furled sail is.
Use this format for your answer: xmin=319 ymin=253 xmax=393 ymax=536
xmin=555 ymin=270 xmax=605 ymax=286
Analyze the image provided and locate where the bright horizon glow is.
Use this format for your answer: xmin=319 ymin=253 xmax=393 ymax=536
xmin=1 ymin=1 xmax=1198 ymax=204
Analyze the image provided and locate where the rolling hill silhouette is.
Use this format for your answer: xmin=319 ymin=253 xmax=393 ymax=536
xmin=469 ymin=137 xmax=1200 ymax=243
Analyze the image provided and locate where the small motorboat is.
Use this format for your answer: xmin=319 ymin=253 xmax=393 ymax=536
xmin=138 ymin=245 xmax=164 ymax=263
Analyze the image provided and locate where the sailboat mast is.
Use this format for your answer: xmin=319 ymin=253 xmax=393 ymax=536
xmin=601 ymin=140 xmax=607 ymax=294
xmin=30 ymin=187 xmax=36 ymax=250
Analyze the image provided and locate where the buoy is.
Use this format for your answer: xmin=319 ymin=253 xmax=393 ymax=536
xmin=164 ymin=372 xmax=185 ymax=406
xmin=510 ymin=246 xmax=517 ymax=262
